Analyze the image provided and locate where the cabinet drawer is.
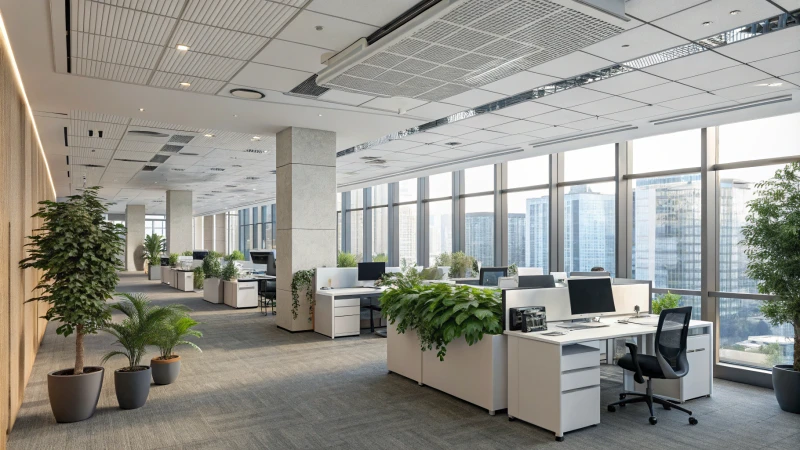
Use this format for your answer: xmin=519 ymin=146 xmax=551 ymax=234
xmin=561 ymin=386 xmax=600 ymax=432
xmin=561 ymin=345 xmax=600 ymax=372
xmin=334 ymin=298 xmax=360 ymax=307
xmin=334 ymin=316 xmax=359 ymax=336
xmin=561 ymin=367 xmax=600 ymax=392
xmin=687 ymin=334 xmax=709 ymax=352
xmin=334 ymin=306 xmax=360 ymax=317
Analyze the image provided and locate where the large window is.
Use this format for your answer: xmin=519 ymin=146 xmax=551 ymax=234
xmin=145 ymin=214 xmax=166 ymax=238
xmin=336 ymin=192 xmax=342 ymax=254
xmin=719 ymin=298 xmax=795 ymax=369
xmin=506 ymin=155 xmax=549 ymax=272
xmin=632 ymin=130 xmax=700 ymax=173
xmin=719 ymin=113 xmax=800 ymax=164
xmin=428 ymin=173 xmax=452 ymax=266
xmin=398 ymin=179 xmax=417 ymax=264
xmin=563 ymin=182 xmax=615 ymax=276
xmin=464 ymin=165 xmax=495 ymax=266
xmin=347 ymin=189 xmax=364 ymax=262
xmin=236 ymin=203 xmax=276 ymax=258
xmin=371 ymin=185 xmax=389 ymax=262
xmin=564 ymin=144 xmax=615 ymax=182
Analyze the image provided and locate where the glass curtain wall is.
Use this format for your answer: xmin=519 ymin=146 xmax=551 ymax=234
xmin=371 ymin=185 xmax=389 ymax=262
xmin=397 ymin=179 xmax=418 ymax=264
xmin=144 ymin=214 xmax=166 ymax=237
xmin=506 ymin=156 xmax=549 ymax=272
xmin=463 ymin=165 xmax=495 ymax=267
xmin=347 ymin=189 xmax=364 ymax=262
xmin=236 ymin=203 xmax=276 ymax=259
xmin=427 ymin=173 xmax=452 ymax=266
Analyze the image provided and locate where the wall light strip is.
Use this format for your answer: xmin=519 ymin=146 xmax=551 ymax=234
xmin=650 ymin=95 xmax=793 ymax=125
xmin=0 ymin=10 xmax=58 ymax=198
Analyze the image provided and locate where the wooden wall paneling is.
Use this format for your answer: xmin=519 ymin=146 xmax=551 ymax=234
xmin=0 ymin=38 xmax=10 ymax=450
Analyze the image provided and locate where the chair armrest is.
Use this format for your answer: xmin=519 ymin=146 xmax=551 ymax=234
xmin=625 ymin=342 xmax=645 ymax=384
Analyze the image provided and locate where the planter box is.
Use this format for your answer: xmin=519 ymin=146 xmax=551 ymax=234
xmin=386 ymin=323 xmax=507 ymax=413
xmin=203 ymin=278 xmax=223 ymax=303
xmin=175 ymin=270 xmax=194 ymax=292
xmin=148 ymin=265 xmax=161 ymax=280
xmin=172 ymin=269 xmax=179 ymax=289
xmin=161 ymin=266 xmax=172 ymax=285
xmin=223 ymin=280 xmax=258 ymax=308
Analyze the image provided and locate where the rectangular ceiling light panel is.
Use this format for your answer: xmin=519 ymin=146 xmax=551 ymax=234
xmin=315 ymin=0 xmax=626 ymax=101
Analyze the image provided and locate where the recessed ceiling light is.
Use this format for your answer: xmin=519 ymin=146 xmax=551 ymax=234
xmin=204 ymin=134 xmax=214 ymax=137
xmin=729 ymin=10 xmax=740 ymax=15
xmin=233 ymin=114 xmax=238 ymax=118
xmin=179 ymin=82 xmax=191 ymax=87
xmin=230 ymin=88 xmax=265 ymax=99
xmin=702 ymin=21 xmax=712 ymax=26
xmin=139 ymin=108 xmax=145 ymax=112
xmin=252 ymin=136 xmax=261 ymax=141
xmin=315 ymin=25 xmax=324 ymax=31
xmin=252 ymin=188 xmax=256 ymax=191
xmin=318 ymin=114 xmax=322 ymax=117
xmin=176 ymin=44 xmax=190 ymax=51
xmin=768 ymin=82 xmax=783 ymax=87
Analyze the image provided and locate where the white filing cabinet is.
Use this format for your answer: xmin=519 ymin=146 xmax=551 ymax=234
xmin=175 ymin=270 xmax=194 ymax=292
xmin=315 ymin=289 xmax=383 ymax=338
xmin=223 ymin=280 xmax=258 ymax=308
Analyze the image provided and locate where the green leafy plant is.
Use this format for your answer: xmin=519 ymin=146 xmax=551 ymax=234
xmin=142 ymin=233 xmax=164 ymax=267
xmin=419 ymin=266 xmax=442 ymax=280
xmin=381 ymin=282 xmax=502 ymax=360
xmin=741 ymin=162 xmax=800 ymax=371
xmin=100 ymin=293 xmax=189 ymax=371
xmin=202 ymin=254 xmax=222 ymax=279
xmin=508 ymin=263 xmax=518 ymax=276
xmin=168 ymin=253 xmax=179 ymax=267
xmin=445 ymin=252 xmax=476 ymax=278
xmin=225 ymin=250 xmax=245 ymax=261
xmin=181 ymin=250 xmax=194 ymax=257
xmin=291 ymin=269 xmax=316 ymax=321
xmin=221 ymin=260 xmax=239 ymax=282
xmin=19 ymin=187 xmax=125 ymax=375
xmin=337 ymin=251 xmax=358 ymax=268
xmin=373 ymin=253 xmax=388 ymax=263
xmin=153 ymin=314 xmax=202 ymax=360
xmin=652 ymin=291 xmax=681 ymax=315
xmin=434 ymin=252 xmax=452 ymax=267
xmin=193 ymin=267 xmax=204 ymax=289
xmin=207 ymin=250 xmax=224 ymax=259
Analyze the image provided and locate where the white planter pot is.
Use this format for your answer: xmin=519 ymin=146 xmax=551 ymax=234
xmin=203 ymin=278 xmax=223 ymax=303
xmin=175 ymin=271 xmax=194 ymax=292
xmin=148 ymin=265 xmax=161 ymax=280
xmin=387 ymin=324 xmax=422 ymax=384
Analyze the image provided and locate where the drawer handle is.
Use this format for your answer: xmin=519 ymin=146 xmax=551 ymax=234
xmin=562 ymin=385 xmax=599 ymax=394
xmin=694 ymin=348 xmax=705 ymax=352
xmin=239 ymin=286 xmax=255 ymax=291
xmin=562 ymin=367 xmax=598 ymax=375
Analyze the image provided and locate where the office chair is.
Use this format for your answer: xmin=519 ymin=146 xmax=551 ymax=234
xmin=607 ymin=306 xmax=698 ymax=426
xmin=259 ymin=279 xmax=276 ymax=316
xmin=479 ymin=267 xmax=508 ymax=286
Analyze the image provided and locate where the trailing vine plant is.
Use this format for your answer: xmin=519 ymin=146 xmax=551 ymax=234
xmin=291 ymin=269 xmax=316 ymax=321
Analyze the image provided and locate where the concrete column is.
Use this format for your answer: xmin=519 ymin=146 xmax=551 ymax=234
xmin=166 ymin=190 xmax=193 ymax=254
xmin=203 ymin=215 xmax=214 ymax=251
xmin=194 ymin=216 xmax=204 ymax=249
xmin=215 ymin=213 xmax=227 ymax=252
xmin=125 ymin=204 xmax=145 ymax=271
xmin=276 ymin=127 xmax=337 ymax=331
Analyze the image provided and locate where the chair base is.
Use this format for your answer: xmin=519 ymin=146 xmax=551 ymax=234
xmin=607 ymin=379 xmax=698 ymax=426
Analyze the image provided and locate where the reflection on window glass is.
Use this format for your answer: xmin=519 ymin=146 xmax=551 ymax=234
xmin=507 ymin=190 xmax=548 ymax=272
xmin=719 ymin=112 xmax=800 ymax=164
xmin=399 ymin=179 xmax=417 ymax=202
xmin=563 ymin=182 xmax=615 ymax=276
xmin=718 ymin=164 xmax=787 ymax=294
xmin=372 ymin=207 xmax=389 ymax=261
xmin=428 ymin=200 xmax=452 ymax=266
xmin=465 ymin=165 xmax=494 ymax=194
xmin=465 ymin=195 xmax=494 ymax=267
xmin=351 ymin=189 xmax=363 ymax=209
xmin=633 ymin=130 xmax=700 ymax=173
xmin=719 ymin=298 xmax=795 ymax=370
xmin=508 ymin=155 xmax=549 ymax=189
xmin=371 ymin=184 xmax=388 ymax=206
xmin=429 ymin=172 xmax=452 ymax=198
xmin=564 ymin=144 xmax=615 ymax=182
xmin=399 ymin=204 xmax=417 ymax=264
xmin=633 ymin=174 xmax=701 ymax=290
xmin=349 ymin=209 xmax=364 ymax=262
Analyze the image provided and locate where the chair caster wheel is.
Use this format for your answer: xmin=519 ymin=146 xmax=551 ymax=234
xmin=607 ymin=405 xmax=616 ymax=412
xmin=649 ymin=417 xmax=658 ymax=425
xmin=619 ymin=393 xmax=626 ymax=400
xmin=555 ymin=436 xmax=564 ymax=442
xmin=689 ymin=417 xmax=698 ymax=425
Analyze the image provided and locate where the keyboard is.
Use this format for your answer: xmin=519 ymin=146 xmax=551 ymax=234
xmin=556 ymin=322 xmax=610 ymax=330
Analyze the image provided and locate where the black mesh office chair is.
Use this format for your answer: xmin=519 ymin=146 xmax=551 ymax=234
xmin=607 ymin=307 xmax=698 ymax=426
xmin=259 ymin=279 xmax=276 ymax=316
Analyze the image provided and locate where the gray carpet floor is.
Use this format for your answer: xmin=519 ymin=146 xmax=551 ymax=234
xmin=8 ymin=273 xmax=800 ymax=449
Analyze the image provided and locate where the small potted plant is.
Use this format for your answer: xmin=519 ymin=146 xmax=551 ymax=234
xmin=202 ymin=253 xmax=223 ymax=303
xmin=652 ymin=291 xmax=681 ymax=314
xmin=151 ymin=314 xmax=202 ymax=385
xmin=221 ymin=260 xmax=240 ymax=307
xmin=19 ymin=187 xmax=124 ymax=422
xmin=101 ymin=293 xmax=188 ymax=409
xmin=142 ymin=233 xmax=164 ymax=280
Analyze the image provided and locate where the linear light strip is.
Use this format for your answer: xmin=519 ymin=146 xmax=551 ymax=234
xmin=0 ymin=10 xmax=58 ymax=198
xmin=650 ymin=95 xmax=793 ymax=125
xmin=529 ymin=125 xmax=638 ymax=148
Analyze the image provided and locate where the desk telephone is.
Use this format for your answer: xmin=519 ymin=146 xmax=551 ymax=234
xmin=509 ymin=307 xmax=547 ymax=333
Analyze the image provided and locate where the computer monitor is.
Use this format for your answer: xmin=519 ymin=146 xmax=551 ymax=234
xmin=550 ymin=272 xmax=567 ymax=283
xmin=566 ymin=278 xmax=616 ymax=319
xmin=516 ymin=267 xmax=543 ymax=276
xmin=249 ymin=250 xmax=276 ymax=276
xmin=518 ymin=275 xmax=555 ymax=289
xmin=193 ymin=250 xmax=209 ymax=260
xmin=570 ymin=271 xmax=611 ymax=278
xmin=479 ymin=267 xmax=508 ymax=286
xmin=358 ymin=262 xmax=386 ymax=281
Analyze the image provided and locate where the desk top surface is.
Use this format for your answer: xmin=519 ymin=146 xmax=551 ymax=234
xmin=316 ymin=287 xmax=385 ymax=296
xmin=504 ymin=318 xmax=712 ymax=345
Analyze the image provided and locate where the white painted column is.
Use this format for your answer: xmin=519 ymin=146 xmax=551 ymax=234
xmin=125 ymin=204 xmax=145 ymax=271
xmin=166 ymin=190 xmax=193 ymax=254
xmin=203 ymin=215 xmax=214 ymax=251
xmin=214 ymin=213 xmax=227 ymax=253
xmin=275 ymin=127 xmax=337 ymax=331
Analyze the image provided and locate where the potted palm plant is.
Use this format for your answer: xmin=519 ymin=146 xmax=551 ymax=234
xmin=151 ymin=314 xmax=202 ymax=385
xmin=101 ymin=293 xmax=188 ymax=409
xmin=741 ymin=162 xmax=800 ymax=414
xmin=19 ymin=187 xmax=124 ymax=422
xmin=142 ymin=233 xmax=164 ymax=281
xmin=202 ymin=253 xmax=223 ymax=303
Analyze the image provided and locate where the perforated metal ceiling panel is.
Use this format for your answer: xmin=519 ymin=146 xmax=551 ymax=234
xmin=319 ymin=0 xmax=625 ymax=100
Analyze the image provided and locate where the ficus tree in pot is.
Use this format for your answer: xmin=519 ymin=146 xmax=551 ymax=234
xmin=19 ymin=187 xmax=125 ymax=423
xmin=740 ymin=162 xmax=800 ymax=413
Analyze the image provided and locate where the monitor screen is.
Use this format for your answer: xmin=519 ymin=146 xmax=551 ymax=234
xmin=358 ymin=262 xmax=386 ymax=281
xmin=567 ymin=278 xmax=616 ymax=317
xmin=193 ymin=250 xmax=209 ymax=261
xmin=480 ymin=267 xmax=508 ymax=286
xmin=250 ymin=251 xmax=272 ymax=265
xmin=518 ymin=275 xmax=555 ymax=289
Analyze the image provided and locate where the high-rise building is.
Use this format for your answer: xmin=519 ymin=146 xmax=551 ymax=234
xmin=563 ymin=185 xmax=616 ymax=276
xmin=507 ymin=213 xmax=525 ymax=268
xmin=525 ymin=195 xmax=550 ymax=273
xmin=465 ymin=212 xmax=494 ymax=267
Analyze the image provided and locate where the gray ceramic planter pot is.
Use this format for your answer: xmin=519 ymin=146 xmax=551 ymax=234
xmin=773 ymin=365 xmax=800 ymax=413
xmin=114 ymin=366 xmax=152 ymax=409
xmin=151 ymin=356 xmax=181 ymax=385
xmin=47 ymin=366 xmax=104 ymax=423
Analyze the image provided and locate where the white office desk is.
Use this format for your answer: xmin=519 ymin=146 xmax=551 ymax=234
xmin=314 ymin=287 xmax=385 ymax=339
xmin=505 ymin=318 xmax=713 ymax=441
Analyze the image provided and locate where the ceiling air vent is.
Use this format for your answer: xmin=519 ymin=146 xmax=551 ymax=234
xmin=142 ymin=165 xmax=158 ymax=171
xmin=210 ymin=168 xmax=225 ymax=172
xmin=225 ymin=184 xmax=237 ymax=187
xmin=365 ymin=159 xmax=388 ymax=164
xmin=115 ymin=158 xmax=149 ymax=163
xmin=443 ymin=142 xmax=462 ymax=146
xmin=77 ymin=163 xmax=105 ymax=168
xmin=171 ymin=168 xmax=185 ymax=172
xmin=128 ymin=130 xmax=169 ymax=138
xmin=245 ymin=149 xmax=266 ymax=154
xmin=360 ymin=156 xmax=381 ymax=160
xmin=160 ymin=144 xmax=183 ymax=153
xmin=269 ymin=170 xmax=277 ymax=175
xmin=286 ymin=74 xmax=330 ymax=99
xmin=180 ymin=152 xmax=199 ymax=156
xmin=245 ymin=176 xmax=260 ymax=180
xmin=150 ymin=154 xmax=170 ymax=163
xmin=168 ymin=135 xmax=195 ymax=144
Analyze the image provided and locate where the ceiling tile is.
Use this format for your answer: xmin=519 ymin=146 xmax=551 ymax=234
xmin=252 ymin=39 xmax=329 ymax=72
xmin=457 ymin=142 xmax=508 ymax=154
xmin=652 ymin=0 xmax=781 ymax=41
xmin=658 ymin=92 xmax=738 ymax=110
xmin=479 ymin=72 xmax=560 ymax=96
xmin=306 ymin=0 xmax=420 ymax=27
xmin=750 ymin=51 xmax=800 ymax=77
xmin=359 ymin=96 xmax=428 ymax=112
xmin=641 ymin=51 xmax=738 ymax=80
xmin=229 ymin=63 xmax=311 ymax=92
xmin=782 ymin=72 xmax=800 ymax=86
xmin=427 ymin=123 xmax=475 ymax=136
xmin=527 ymin=126 xmax=578 ymax=139
xmin=536 ymin=87 xmax=611 ymax=108
xmin=491 ymin=134 xmax=540 ymax=146
xmin=566 ymin=117 xmax=620 ymax=130
xmin=276 ymin=10 xmax=377 ymax=51
xmin=459 ymin=129 xmax=507 ymax=142
xmin=403 ymin=132 xmax=449 ymax=144
xmin=624 ymin=0 xmax=707 ymax=21
xmin=717 ymin=27 xmax=800 ymax=63
xmin=169 ymin=21 xmax=267 ymax=60
xmin=487 ymin=120 xmax=549 ymax=135
xmin=318 ymin=89 xmax=375 ymax=105
xmin=371 ymin=139 xmax=423 ymax=151
xmin=157 ymin=49 xmax=245 ymax=80
xmin=493 ymin=101 xmax=557 ymax=119
xmin=402 ymin=144 xmax=446 ymax=155
xmin=432 ymin=148 xmax=473 ymax=160
xmin=528 ymin=51 xmax=614 ymax=78
xmin=569 ymin=97 xmax=646 ymax=116
xmin=530 ymin=109 xmax=591 ymax=126
xmin=582 ymin=25 xmax=689 ymax=63
xmin=603 ymin=105 xmax=673 ymax=121
xmin=622 ymin=82 xmax=703 ymax=104
xmin=585 ymin=71 xmax=667 ymax=95
xmin=182 ymin=0 xmax=300 ymax=36
xmin=407 ymin=102 xmax=466 ymax=120
xmin=440 ymin=89 xmax=506 ymax=108
xmin=456 ymin=113 xmax=515 ymax=129
xmin=680 ymin=65 xmax=766 ymax=91
xmin=711 ymin=78 xmax=797 ymax=100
